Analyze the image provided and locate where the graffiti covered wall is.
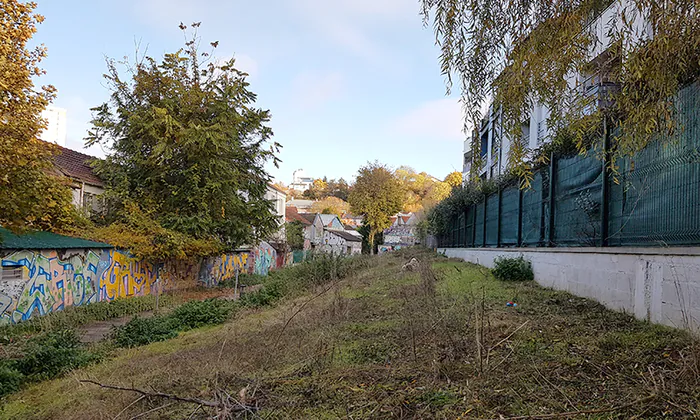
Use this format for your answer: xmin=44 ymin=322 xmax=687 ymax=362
xmin=198 ymin=253 xmax=249 ymax=287
xmin=1 ymin=243 xmax=282 ymax=324
xmin=251 ymin=241 xmax=276 ymax=276
xmin=0 ymin=248 xmax=208 ymax=325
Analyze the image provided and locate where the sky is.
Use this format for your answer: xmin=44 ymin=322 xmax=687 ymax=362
xmin=33 ymin=0 xmax=467 ymax=185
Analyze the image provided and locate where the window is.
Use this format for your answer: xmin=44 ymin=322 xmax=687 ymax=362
xmin=1 ymin=265 xmax=24 ymax=282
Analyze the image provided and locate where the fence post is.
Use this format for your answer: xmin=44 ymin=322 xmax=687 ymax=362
xmin=463 ymin=208 xmax=468 ymax=247
xmin=548 ymin=152 xmax=556 ymax=247
xmin=497 ymin=187 xmax=502 ymax=247
xmin=471 ymin=204 xmax=477 ymax=247
xmin=517 ymin=186 xmax=523 ymax=247
xmin=601 ymin=116 xmax=610 ymax=247
xmin=482 ymin=199 xmax=487 ymax=247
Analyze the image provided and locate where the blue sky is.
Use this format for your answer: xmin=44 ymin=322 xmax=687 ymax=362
xmin=34 ymin=0 xmax=466 ymax=184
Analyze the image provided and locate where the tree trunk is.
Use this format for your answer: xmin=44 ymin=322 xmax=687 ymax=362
xmin=369 ymin=230 xmax=375 ymax=255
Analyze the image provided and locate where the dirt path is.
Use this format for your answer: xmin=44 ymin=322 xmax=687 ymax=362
xmin=78 ymin=284 xmax=263 ymax=344
xmin=79 ymin=311 xmax=155 ymax=344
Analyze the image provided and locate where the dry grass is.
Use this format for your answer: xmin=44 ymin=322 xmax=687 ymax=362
xmin=2 ymin=249 xmax=699 ymax=419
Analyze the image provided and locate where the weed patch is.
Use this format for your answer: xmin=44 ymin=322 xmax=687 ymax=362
xmin=492 ymin=255 xmax=534 ymax=281
xmin=0 ymin=329 xmax=101 ymax=398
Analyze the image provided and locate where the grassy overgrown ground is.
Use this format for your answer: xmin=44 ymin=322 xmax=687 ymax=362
xmin=2 ymin=249 xmax=699 ymax=419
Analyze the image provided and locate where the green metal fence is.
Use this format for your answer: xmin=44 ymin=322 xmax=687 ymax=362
xmin=439 ymin=81 xmax=700 ymax=249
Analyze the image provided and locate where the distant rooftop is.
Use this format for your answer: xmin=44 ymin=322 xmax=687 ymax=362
xmin=327 ymin=229 xmax=362 ymax=242
xmin=52 ymin=144 xmax=103 ymax=187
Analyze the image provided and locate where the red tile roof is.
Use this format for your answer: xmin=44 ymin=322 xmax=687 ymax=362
xmin=53 ymin=145 xmax=103 ymax=186
xmin=285 ymin=206 xmax=313 ymax=226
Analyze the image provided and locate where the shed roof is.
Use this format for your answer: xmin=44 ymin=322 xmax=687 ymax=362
xmin=299 ymin=213 xmax=316 ymax=224
xmin=0 ymin=227 xmax=113 ymax=250
xmin=328 ymin=229 xmax=362 ymax=242
xmin=318 ymin=214 xmax=340 ymax=227
xmin=53 ymin=144 xmax=104 ymax=187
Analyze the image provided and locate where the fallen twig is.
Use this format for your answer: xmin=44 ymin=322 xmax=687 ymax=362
xmin=80 ymin=379 xmax=257 ymax=414
xmin=112 ymin=395 xmax=146 ymax=420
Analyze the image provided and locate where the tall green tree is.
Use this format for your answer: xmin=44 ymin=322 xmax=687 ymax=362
xmin=87 ymin=23 xmax=280 ymax=252
xmin=327 ymin=178 xmax=351 ymax=201
xmin=349 ymin=162 xmax=404 ymax=254
xmin=0 ymin=0 xmax=74 ymax=233
xmin=285 ymin=221 xmax=305 ymax=251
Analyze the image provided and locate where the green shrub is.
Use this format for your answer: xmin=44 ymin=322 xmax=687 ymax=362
xmin=492 ymin=256 xmax=534 ymax=282
xmin=112 ymin=316 xmax=178 ymax=348
xmin=113 ymin=299 xmax=237 ymax=347
xmin=172 ymin=299 xmax=235 ymax=329
xmin=239 ymin=280 xmax=284 ymax=308
xmin=13 ymin=329 xmax=99 ymax=381
xmin=0 ymin=363 xmax=24 ymax=398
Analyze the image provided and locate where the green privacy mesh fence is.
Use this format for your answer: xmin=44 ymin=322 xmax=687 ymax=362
xmin=485 ymin=194 xmax=500 ymax=246
xmin=553 ymin=152 xmax=604 ymax=246
xmin=439 ymin=81 xmax=700 ymax=249
xmin=500 ymin=186 xmax=520 ymax=246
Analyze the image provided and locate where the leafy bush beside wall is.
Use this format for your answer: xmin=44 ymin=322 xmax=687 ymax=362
xmin=492 ymin=256 xmax=534 ymax=282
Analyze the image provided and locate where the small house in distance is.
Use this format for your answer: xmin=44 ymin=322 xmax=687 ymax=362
xmin=381 ymin=213 xmax=419 ymax=253
xmin=321 ymin=229 xmax=362 ymax=255
xmin=52 ymin=145 xmax=104 ymax=213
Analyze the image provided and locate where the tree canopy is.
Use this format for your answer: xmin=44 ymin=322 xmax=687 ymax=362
xmin=421 ymin=0 xmax=700 ymax=180
xmin=0 ymin=0 xmax=74 ymax=233
xmin=444 ymin=172 xmax=463 ymax=188
xmin=395 ymin=166 xmax=452 ymax=214
xmin=86 ymin=24 xmax=280 ymax=256
xmin=310 ymin=196 xmax=350 ymax=217
xmin=303 ymin=177 xmax=351 ymax=201
xmin=349 ymin=162 xmax=404 ymax=254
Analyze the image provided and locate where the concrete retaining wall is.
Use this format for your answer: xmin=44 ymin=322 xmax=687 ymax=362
xmin=440 ymin=247 xmax=700 ymax=333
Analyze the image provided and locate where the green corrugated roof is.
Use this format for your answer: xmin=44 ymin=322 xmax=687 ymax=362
xmin=0 ymin=227 xmax=113 ymax=250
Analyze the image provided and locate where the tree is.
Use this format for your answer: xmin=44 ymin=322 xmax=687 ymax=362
xmin=358 ymin=223 xmax=383 ymax=254
xmin=349 ymin=162 xmax=404 ymax=254
xmin=394 ymin=166 xmax=451 ymax=213
xmin=86 ymin=23 xmax=280 ymax=253
xmin=327 ymin=178 xmax=351 ymax=201
xmin=444 ymin=172 xmax=463 ymax=188
xmin=310 ymin=197 xmax=349 ymax=217
xmin=285 ymin=221 xmax=305 ymax=250
xmin=0 ymin=1 xmax=74 ymax=233
xmin=302 ymin=178 xmax=327 ymax=200
xmin=421 ymin=0 xmax=700 ymax=180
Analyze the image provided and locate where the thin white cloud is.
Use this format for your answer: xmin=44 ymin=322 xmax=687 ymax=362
xmin=293 ymin=0 xmax=419 ymax=61
xmin=292 ymin=71 xmax=344 ymax=109
xmin=387 ymin=98 xmax=468 ymax=142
